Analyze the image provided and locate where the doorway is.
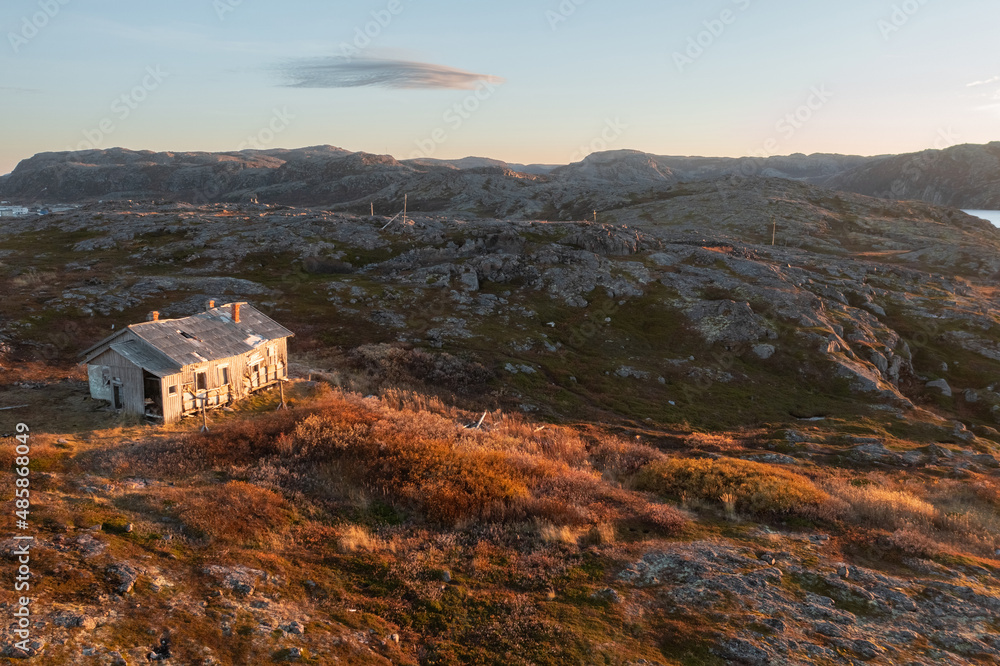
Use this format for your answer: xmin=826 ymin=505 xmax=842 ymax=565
xmin=143 ymin=371 xmax=163 ymax=420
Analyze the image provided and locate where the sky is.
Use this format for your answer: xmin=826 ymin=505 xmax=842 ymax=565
xmin=1 ymin=0 xmax=998 ymax=175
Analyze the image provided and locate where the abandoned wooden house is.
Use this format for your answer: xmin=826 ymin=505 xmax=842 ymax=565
xmin=79 ymin=302 xmax=294 ymax=424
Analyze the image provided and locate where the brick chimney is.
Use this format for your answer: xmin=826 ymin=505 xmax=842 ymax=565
xmin=233 ymin=302 xmax=241 ymax=323
xmin=148 ymin=311 xmax=159 ymax=322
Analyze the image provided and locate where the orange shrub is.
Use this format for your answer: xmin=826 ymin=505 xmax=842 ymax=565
xmin=636 ymin=457 xmax=829 ymax=518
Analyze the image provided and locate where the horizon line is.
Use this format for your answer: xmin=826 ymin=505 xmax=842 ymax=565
xmin=3 ymin=139 xmax=997 ymax=178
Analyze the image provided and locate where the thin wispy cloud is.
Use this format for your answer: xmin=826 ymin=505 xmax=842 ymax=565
xmin=281 ymin=57 xmax=504 ymax=90
xmin=966 ymin=75 xmax=1000 ymax=87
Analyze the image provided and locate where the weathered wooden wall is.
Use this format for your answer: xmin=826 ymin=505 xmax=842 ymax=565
xmin=87 ymin=348 xmax=145 ymax=416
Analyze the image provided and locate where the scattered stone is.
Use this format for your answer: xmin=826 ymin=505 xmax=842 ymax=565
xmin=106 ymin=563 xmax=141 ymax=595
xmin=925 ymin=444 xmax=955 ymax=460
xmin=743 ymin=453 xmax=799 ymax=465
xmin=815 ymin=622 xmax=844 ymax=638
xmin=971 ymin=453 xmax=1000 ymax=468
xmin=851 ymin=639 xmax=883 ymax=660
xmin=75 ymin=534 xmax=107 ymax=557
xmin=202 ymin=565 xmax=264 ymax=597
xmin=283 ymin=621 xmax=305 ymax=635
xmin=926 ymin=379 xmax=952 ymax=397
xmin=753 ymin=344 xmax=776 ymax=360
xmin=714 ymin=637 xmax=772 ymax=666
xmin=784 ymin=430 xmax=808 ymax=443
xmin=590 ymin=587 xmax=623 ymax=604
xmin=615 ymin=365 xmax=650 ymax=379
xmin=848 ymin=441 xmax=898 ymax=464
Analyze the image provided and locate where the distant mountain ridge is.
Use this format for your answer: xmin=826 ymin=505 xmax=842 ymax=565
xmin=2 ymin=142 xmax=999 ymax=213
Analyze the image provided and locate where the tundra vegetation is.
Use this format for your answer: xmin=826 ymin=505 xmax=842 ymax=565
xmin=1 ymin=177 xmax=1000 ymax=663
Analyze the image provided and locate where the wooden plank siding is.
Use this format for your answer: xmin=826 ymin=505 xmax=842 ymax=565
xmin=87 ymin=347 xmax=146 ymax=417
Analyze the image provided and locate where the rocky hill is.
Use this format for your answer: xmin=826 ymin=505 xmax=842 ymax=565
xmin=3 ymin=175 xmax=1000 ymax=663
xmin=3 ymin=143 xmax=999 ymax=213
xmin=820 ymin=142 xmax=1000 ymax=209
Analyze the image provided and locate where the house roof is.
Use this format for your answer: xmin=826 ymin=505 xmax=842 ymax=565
xmin=81 ymin=303 xmax=293 ymax=373
xmin=110 ymin=340 xmax=181 ymax=378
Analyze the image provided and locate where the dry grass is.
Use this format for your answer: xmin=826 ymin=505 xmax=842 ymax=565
xmin=585 ymin=522 xmax=617 ymax=546
xmin=822 ymin=479 xmax=936 ymax=530
xmin=684 ymin=431 xmax=743 ymax=452
xmin=10 ymin=270 xmax=54 ymax=289
xmin=535 ymin=520 xmax=616 ymax=547
xmin=538 ymin=521 xmax=585 ymax=546
xmin=636 ymin=456 xmax=830 ymax=519
xmin=825 ymin=476 xmax=1000 ymax=557
xmin=337 ymin=524 xmax=379 ymax=553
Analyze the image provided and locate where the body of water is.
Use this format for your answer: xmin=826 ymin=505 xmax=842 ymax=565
xmin=963 ymin=210 xmax=1000 ymax=228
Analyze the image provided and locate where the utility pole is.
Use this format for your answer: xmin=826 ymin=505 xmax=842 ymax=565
xmin=404 ymin=194 xmax=408 ymax=224
xmin=772 ymin=219 xmax=776 ymax=246
xmin=593 ymin=210 xmax=597 ymax=224
xmin=371 ymin=202 xmax=374 ymax=217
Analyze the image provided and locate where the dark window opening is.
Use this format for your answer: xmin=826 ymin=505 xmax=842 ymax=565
xmin=196 ymin=372 xmax=208 ymax=391
xmin=168 ymin=385 xmax=177 ymax=396
xmin=220 ymin=367 xmax=230 ymax=385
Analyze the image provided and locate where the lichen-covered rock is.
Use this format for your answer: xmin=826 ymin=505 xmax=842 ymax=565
xmin=686 ymin=300 xmax=776 ymax=344
xmin=105 ymin=563 xmax=141 ymax=595
xmin=203 ymin=565 xmax=264 ymax=597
